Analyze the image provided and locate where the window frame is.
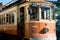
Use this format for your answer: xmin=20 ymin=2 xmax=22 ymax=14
xmin=41 ymin=7 xmax=50 ymax=19
xmin=6 ymin=12 xmax=14 ymax=24
xmin=0 ymin=12 xmax=15 ymax=25
xmin=28 ymin=5 xmax=39 ymax=21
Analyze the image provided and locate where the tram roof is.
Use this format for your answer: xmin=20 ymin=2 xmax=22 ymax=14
xmin=0 ymin=1 xmax=54 ymax=12
xmin=0 ymin=1 xmax=25 ymax=12
xmin=49 ymin=1 xmax=60 ymax=6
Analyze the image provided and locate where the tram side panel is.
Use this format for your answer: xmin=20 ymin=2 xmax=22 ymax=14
xmin=30 ymin=22 xmax=56 ymax=38
xmin=25 ymin=21 xmax=56 ymax=40
xmin=25 ymin=23 xmax=30 ymax=38
xmin=0 ymin=25 xmax=17 ymax=35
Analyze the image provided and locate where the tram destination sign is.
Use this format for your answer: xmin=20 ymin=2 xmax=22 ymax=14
xmin=40 ymin=3 xmax=51 ymax=7
xmin=32 ymin=2 xmax=37 ymax=6
xmin=31 ymin=2 xmax=51 ymax=7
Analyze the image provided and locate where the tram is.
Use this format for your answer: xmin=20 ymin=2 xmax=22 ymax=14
xmin=22 ymin=1 xmax=56 ymax=40
xmin=0 ymin=0 xmax=56 ymax=40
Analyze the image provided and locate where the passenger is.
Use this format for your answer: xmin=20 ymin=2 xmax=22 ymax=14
xmin=18 ymin=12 xmax=24 ymax=40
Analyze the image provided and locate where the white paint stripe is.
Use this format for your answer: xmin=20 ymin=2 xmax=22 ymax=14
xmin=30 ymin=37 xmax=57 ymax=40
xmin=32 ymin=33 xmax=56 ymax=37
xmin=25 ymin=20 xmax=56 ymax=23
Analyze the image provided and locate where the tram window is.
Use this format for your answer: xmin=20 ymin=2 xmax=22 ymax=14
xmin=4 ymin=17 xmax=5 ymax=24
xmin=1 ymin=16 xmax=3 ymax=24
xmin=6 ymin=13 xmax=14 ymax=24
xmin=0 ymin=14 xmax=14 ymax=24
xmin=0 ymin=17 xmax=1 ymax=24
xmin=41 ymin=8 xmax=44 ymax=19
xmin=41 ymin=7 xmax=50 ymax=19
xmin=29 ymin=6 xmax=39 ymax=21
xmin=6 ymin=14 xmax=9 ymax=24
xmin=9 ymin=17 xmax=11 ymax=23
xmin=9 ymin=14 xmax=12 ymax=23
xmin=2 ymin=17 xmax=4 ymax=24
xmin=51 ymin=7 xmax=54 ymax=20
xmin=46 ymin=9 xmax=50 ymax=19
xmin=2 ymin=15 xmax=5 ymax=24
xmin=11 ymin=14 xmax=14 ymax=23
xmin=0 ymin=16 xmax=2 ymax=24
xmin=0 ymin=15 xmax=6 ymax=24
xmin=6 ymin=14 xmax=9 ymax=16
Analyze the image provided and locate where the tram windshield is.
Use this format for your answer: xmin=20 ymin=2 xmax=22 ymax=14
xmin=41 ymin=7 xmax=50 ymax=19
xmin=51 ymin=6 xmax=55 ymax=20
xmin=41 ymin=6 xmax=55 ymax=20
xmin=28 ymin=2 xmax=55 ymax=21
xmin=28 ymin=5 xmax=39 ymax=21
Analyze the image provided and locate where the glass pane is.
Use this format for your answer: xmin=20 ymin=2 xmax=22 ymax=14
xmin=51 ymin=6 xmax=54 ymax=20
xmin=41 ymin=7 xmax=50 ymax=19
xmin=11 ymin=15 xmax=14 ymax=23
xmin=46 ymin=8 xmax=50 ymax=19
xmin=6 ymin=14 xmax=9 ymax=16
xmin=6 ymin=14 xmax=9 ymax=24
xmin=6 ymin=17 xmax=9 ymax=24
xmin=41 ymin=8 xmax=44 ymax=19
xmin=0 ymin=17 xmax=1 ymax=24
xmin=29 ymin=6 xmax=39 ymax=21
xmin=9 ymin=17 xmax=11 ymax=23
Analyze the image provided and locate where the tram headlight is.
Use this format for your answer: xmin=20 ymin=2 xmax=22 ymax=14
xmin=39 ymin=28 xmax=49 ymax=34
xmin=32 ymin=26 xmax=37 ymax=29
xmin=32 ymin=26 xmax=37 ymax=33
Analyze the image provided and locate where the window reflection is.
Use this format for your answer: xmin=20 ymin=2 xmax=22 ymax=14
xmin=0 ymin=12 xmax=14 ymax=24
xmin=11 ymin=14 xmax=14 ymax=23
xmin=41 ymin=7 xmax=50 ymax=19
xmin=29 ymin=6 xmax=39 ymax=21
xmin=6 ymin=13 xmax=14 ymax=24
xmin=51 ymin=6 xmax=54 ymax=20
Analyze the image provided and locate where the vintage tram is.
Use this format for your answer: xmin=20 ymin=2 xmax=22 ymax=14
xmin=24 ymin=1 xmax=56 ymax=40
xmin=0 ymin=0 xmax=56 ymax=40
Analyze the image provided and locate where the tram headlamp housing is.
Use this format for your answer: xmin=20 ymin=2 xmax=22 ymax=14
xmin=39 ymin=28 xmax=49 ymax=34
xmin=32 ymin=26 xmax=37 ymax=29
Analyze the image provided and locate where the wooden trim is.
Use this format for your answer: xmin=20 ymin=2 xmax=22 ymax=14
xmin=25 ymin=20 xmax=56 ymax=23
xmin=50 ymin=7 xmax=52 ymax=20
xmin=24 ymin=5 xmax=29 ymax=23
xmin=39 ymin=6 xmax=41 ymax=21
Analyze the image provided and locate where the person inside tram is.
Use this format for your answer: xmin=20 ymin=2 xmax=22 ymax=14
xmin=19 ymin=11 xmax=24 ymax=40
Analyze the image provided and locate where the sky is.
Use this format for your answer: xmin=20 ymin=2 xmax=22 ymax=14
xmin=0 ymin=0 xmax=16 ymax=5
xmin=0 ymin=0 xmax=57 ymax=5
xmin=49 ymin=0 xmax=57 ymax=1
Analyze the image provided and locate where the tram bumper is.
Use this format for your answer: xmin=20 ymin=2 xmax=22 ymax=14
xmin=30 ymin=37 xmax=57 ymax=40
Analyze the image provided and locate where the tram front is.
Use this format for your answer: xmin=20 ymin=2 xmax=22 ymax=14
xmin=24 ymin=1 xmax=56 ymax=40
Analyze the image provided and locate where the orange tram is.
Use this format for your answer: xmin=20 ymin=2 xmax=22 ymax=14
xmin=0 ymin=0 xmax=56 ymax=40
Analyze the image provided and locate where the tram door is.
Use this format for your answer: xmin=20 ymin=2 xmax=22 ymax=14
xmin=18 ymin=7 xmax=24 ymax=39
